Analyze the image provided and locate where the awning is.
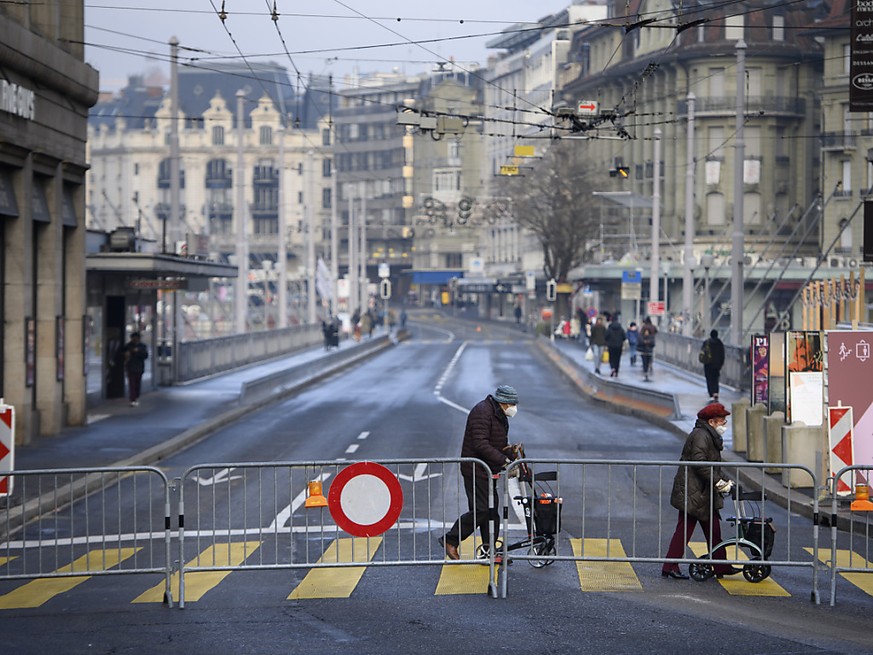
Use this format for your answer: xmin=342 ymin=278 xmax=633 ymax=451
xmin=409 ymin=270 xmax=464 ymax=285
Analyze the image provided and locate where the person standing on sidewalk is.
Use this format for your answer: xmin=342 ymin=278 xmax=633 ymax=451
xmin=626 ymin=321 xmax=639 ymax=366
xmin=439 ymin=385 xmax=519 ymax=561
xmin=123 ymin=332 xmax=148 ymax=407
xmin=699 ymin=329 xmax=726 ymax=402
xmin=589 ymin=316 xmax=607 ymax=375
xmin=662 ymin=403 xmax=737 ymax=579
xmin=638 ymin=317 xmax=658 ymax=377
xmin=605 ymin=316 xmax=627 ymax=377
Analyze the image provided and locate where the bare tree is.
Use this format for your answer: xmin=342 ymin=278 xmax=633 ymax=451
xmin=495 ymin=141 xmax=602 ymax=283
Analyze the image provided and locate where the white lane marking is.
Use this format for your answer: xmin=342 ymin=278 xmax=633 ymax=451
xmin=396 ymin=463 xmax=443 ymax=482
xmin=87 ymin=414 xmax=110 ymax=425
xmin=357 ymin=431 xmax=370 ymax=440
xmin=410 ymin=320 xmax=455 ymax=343
xmin=267 ymin=472 xmax=332 ymax=530
xmin=193 ymin=467 xmax=242 ymax=486
xmin=345 ymin=443 xmax=360 ymax=454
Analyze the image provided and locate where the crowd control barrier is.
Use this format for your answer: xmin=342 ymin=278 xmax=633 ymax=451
xmin=498 ymin=459 xmax=821 ymax=602
xmin=828 ymin=465 xmax=873 ymax=606
xmin=176 ymin=458 xmax=496 ymax=607
xmin=0 ymin=467 xmax=174 ymax=606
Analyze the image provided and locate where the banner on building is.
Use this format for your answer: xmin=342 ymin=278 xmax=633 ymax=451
xmin=850 ymin=0 xmax=873 ymax=111
xmin=751 ymin=334 xmax=770 ymax=407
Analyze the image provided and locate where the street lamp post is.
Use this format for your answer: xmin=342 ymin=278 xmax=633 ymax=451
xmin=701 ymin=253 xmax=714 ymax=336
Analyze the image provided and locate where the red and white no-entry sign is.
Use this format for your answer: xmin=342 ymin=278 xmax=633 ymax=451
xmin=328 ymin=462 xmax=403 ymax=537
xmin=0 ymin=401 xmax=15 ymax=497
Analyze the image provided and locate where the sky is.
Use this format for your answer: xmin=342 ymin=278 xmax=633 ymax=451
xmin=83 ymin=0 xmax=580 ymax=93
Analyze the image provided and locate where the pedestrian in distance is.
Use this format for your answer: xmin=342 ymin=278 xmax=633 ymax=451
xmin=440 ymin=385 xmax=520 ymax=562
xmin=605 ymin=316 xmax=626 ymax=377
xmin=514 ymin=304 xmax=522 ymax=324
xmin=699 ymin=329 xmax=726 ymax=402
xmin=627 ymin=321 xmax=639 ymax=366
xmin=662 ymin=403 xmax=738 ymax=580
xmin=589 ymin=316 xmax=607 ymax=375
xmin=638 ymin=317 xmax=658 ymax=379
xmin=123 ymin=332 xmax=148 ymax=407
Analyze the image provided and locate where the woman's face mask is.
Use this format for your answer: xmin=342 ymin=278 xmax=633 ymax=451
xmin=503 ymin=405 xmax=518 ymax=418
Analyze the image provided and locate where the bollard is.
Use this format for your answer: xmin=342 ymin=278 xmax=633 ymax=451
xmin=781 ymin=423 xmax=825 ymax=489
xmin=731 ymin=398 xmax=750 ymax=453
xmin=763 ymin=411 xmax=785 ymax=473
xmin=746 ymin=403 xmax=767 ymax=462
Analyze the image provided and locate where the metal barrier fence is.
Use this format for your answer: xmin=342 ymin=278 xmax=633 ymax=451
xmin=177 ymin=458 xmax=497 ymax=607
xmin=0 ymin=467 xmax=174 ymax=606
xmin=829 ymin=465 xmax=873 ymax=606
xmin=498 ymin=459 xmax=821 ymax=602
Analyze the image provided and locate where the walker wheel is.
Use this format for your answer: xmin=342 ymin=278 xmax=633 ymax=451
xmin=476 ymin=540 xmax=503 ymax=560
xmin=689 ymin=562 xmax=714 ymax=581
xmin=528 ymin=539 xmax=557 ymax=568
xmin=742 ymin=564 xmax=771 ymax=583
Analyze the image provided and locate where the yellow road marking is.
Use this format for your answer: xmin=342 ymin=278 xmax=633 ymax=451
xmin=0 ymin=556 xmax=16 ymax=567
xmin=805 ymin=547 xmax=873 ymax=597
xmin=0 ymin=548 xmax=140 ymax=609
xmin=435 ymin=536 xmax=494 ymax=596
xmin=570 ymin=538 xmax=642 ymax=592
xmin=689 ymin=542 xmax=789 ymax=596
xmin=132 ymin=541 xmax=261 ymax=604
xmin=288 ymin=537 xmax=382 ymax=599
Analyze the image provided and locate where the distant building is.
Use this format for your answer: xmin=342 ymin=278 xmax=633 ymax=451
xmin=87 ymin=63 xmax=334 ymax=330
xmin=0 ymin=2 xmax=99 ymax=442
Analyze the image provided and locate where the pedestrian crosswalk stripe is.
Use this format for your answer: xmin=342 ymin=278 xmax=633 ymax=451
xmin=132 ymin=541 xmax=261 ymax=604
xmin=434 ymin=537 xmax=493 ymax=596
xmin=0 ymin=548 xmax=140 ymax=609
xmin=288 ymin=537 xmax=383 ymax=599
xmin=570 ymin=538 xmax=643 ymax=592
xmin=688 ymin=542 xmax=789 ymax=596
xmin=805 ymin=547 xmax=873 ymax=597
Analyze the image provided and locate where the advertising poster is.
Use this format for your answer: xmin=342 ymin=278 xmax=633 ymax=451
xmin=751 ymin=334 xmax=769 ymax=406
xmin=768 ymin=331 xmax=786 ymax=414
xmin=788 ymin=372 xmax=823 ymax=426
xmin=827 ymin=332 xmax=873 ymax=482
xmin=786 ymin=331 xmax=823 ymax=423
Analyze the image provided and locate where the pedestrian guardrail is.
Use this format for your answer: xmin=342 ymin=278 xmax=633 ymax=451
xmin=828 ymin=465 xmax=873 ymax=606
xmin=0 ymin=467 xmax=174 ymax=606
xmin=176 ymin=458 xmax=497 ymax=607
xmin=498 ymin=459 xmax=821 ymax=602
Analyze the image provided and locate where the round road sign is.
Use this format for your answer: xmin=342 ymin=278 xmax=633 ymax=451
xmin=327 ymin=462 xmax=403 ymax=537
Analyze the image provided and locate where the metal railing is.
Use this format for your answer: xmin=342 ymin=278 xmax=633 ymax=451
xmin=828 ymin=465 xmax=873 ymax=606
xmin=498 ymin=459 xmax=820 ymax=602
xmin=657 ymin=331 xmax=749 ymax=390
xmin=176 ymin=458 xmax=497 ymax=607
xmin=0 ymin=467 xmax=174 ymax=606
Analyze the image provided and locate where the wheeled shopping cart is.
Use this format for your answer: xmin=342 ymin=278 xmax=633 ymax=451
xmin=689 ymin=486 xmax=776 ymax=583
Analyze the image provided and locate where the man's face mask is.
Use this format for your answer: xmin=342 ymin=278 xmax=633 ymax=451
xmin=504 ymin=405 xmax=518 ymax=418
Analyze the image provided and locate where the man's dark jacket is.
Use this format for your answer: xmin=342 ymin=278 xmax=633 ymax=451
xmin=460 ymin=395 xmax=509 ymax=479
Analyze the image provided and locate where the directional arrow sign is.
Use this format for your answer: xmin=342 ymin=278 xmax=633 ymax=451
xmin=194 ymin=467 xmax=242 ymax=486
xmin=577 ymin=100 xmax=599 ymax=115
xmin=396 ymin=463 xmax=443 ymax=483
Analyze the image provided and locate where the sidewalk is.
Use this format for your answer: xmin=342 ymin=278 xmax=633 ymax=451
xmin=14 ymin=331 xmax=392 ymax=472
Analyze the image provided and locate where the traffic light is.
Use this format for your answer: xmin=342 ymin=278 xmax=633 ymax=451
xmin=609 ymin=166 xmax=629 ymax=178
xmin=546 ymin=279 xmax=557 ymax=302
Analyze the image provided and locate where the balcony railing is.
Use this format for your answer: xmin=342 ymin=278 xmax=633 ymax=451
xmin=676 ymin=96 xmax=805 ymax=117
xmin=820 ymin=131 xmax=857 ymax=151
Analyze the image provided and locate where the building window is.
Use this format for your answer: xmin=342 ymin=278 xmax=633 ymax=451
xmin=842 ymin=160 xmax=853 ymax=194
xmin=259 ymin=126 xmax=272 ymax=145
xmin=323 ymin=158 xmax=332 ymax=177
xmin=725 ymin=15 xmax=744 ymax=41
xmin=212 ymin=126 xmax=224 ymax=146
xmin=706 ymin=192 xmax=726 ymax=225
xmin=772 ymin=15 xmax=784 ymax=41
xmin=322 ymin=128 xmax=331 ymax=146
xmin=709 ymin=68 xmax=725 ymax=97
xmin=839 ymin=218 xmax=853 ymax=251
xmin=134 ymin=163 xmax=139 ymax=176
xmin=322 ymin=188 xmax=332 ymax=209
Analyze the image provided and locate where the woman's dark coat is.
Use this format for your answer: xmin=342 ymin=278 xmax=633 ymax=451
xmin=670 ymin=419 xmax=724 ymax=521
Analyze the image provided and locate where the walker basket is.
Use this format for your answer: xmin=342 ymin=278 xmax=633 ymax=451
xmin=742 ymin=519 xmax=775 ymax=559
xmin=532 ymin=494 xmax=562 ymax=537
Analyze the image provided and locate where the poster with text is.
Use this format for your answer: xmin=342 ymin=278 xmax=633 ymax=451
xmin=826 ymin=331 xmax=873 ymax=482
xmin=752 ymin=334 xmax=770 ymax=406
